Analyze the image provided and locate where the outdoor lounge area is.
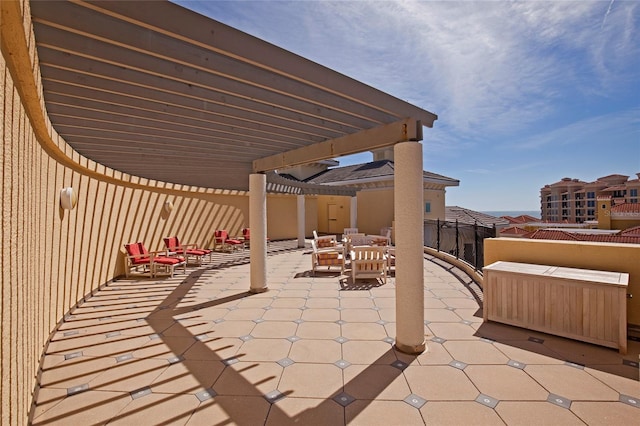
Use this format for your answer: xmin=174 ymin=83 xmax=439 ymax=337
xmin=3 ymin=1 xmax=640 ymax=424
xmin=31 ymin=241 xmax=639 ymax=425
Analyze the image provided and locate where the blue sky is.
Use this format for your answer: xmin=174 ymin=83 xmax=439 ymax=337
xmin=175 ymin=0 xmax=639 ymax=212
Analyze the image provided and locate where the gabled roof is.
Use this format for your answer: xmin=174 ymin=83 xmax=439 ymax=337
xmin=28 ymin=1 xmax=437 ymax=191
xmin=305 ymin=160 xmax=459 ymax=187
xmin=500 ymin=226 xmax=531 ymax=235
xmin=596 ymin=174 xmax=630 ymax=183
xmin=502 ymin=214 xmax=540 ymax=224
xmin=445 ymin=206 xmax=509 ymax=227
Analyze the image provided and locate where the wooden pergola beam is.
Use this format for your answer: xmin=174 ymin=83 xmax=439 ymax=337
xmin=254 ymin=118 xmax=422 ymax=172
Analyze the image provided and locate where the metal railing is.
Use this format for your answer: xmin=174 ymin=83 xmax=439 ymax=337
xmin=424 ymin=219 xmax=497 ymax=270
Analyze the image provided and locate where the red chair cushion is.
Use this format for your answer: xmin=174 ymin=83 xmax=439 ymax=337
xmin=164 ymin=236 xmax=179 ymax=251
xmin=215 ymin=230 xmax=228 ymax=242
xmin=154 ymin=256 xmax=184 ymax=265
xmin=125 ymin=243 xmax=140 ymax=256
xmin=125 ymin=242 xmax=151 ymax=264
xmin=185 ymin=249 xmax=207 ymax=256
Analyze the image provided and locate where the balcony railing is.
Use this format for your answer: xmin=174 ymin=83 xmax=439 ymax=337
xmin=424 ymin=219 xmax=496 ymax=271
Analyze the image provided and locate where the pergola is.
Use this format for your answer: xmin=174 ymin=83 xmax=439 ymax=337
xmin=29 ymin=0 xmax=437 ymax=354
xmin=30 ymin=0 xmax=436 ymax=189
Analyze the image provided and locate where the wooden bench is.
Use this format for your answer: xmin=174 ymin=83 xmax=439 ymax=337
xmin=483 ymin=261 xmax=629 ymax=354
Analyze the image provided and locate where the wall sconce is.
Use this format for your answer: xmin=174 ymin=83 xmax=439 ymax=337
xmin=60 ymin=187 xmax=77 ymax=210
xmin=163 ymin=200 xmax=174 ymax=215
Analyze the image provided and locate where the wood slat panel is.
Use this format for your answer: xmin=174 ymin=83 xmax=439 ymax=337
xmin=483 ymin=261 xmax=628 ymax=354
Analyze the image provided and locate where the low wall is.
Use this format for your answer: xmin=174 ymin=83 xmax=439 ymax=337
xmin=423 ymin=247 xmax=484 ymax=287
xmin=484 ymin=238 xmax=640 ymax=326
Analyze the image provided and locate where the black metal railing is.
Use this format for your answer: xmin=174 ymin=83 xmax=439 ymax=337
xmin=424 ymin=219 xmax=496 ymax=270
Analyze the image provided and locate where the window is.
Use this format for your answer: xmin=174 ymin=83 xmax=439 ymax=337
xmin=425 ymin=202 xmax=431 ymax=213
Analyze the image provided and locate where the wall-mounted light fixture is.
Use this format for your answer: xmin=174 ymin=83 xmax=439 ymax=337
xmin=60 ymin=187 xmax=77 ymax=210
xmin=163 ymin=200 xmax=174 ymax=215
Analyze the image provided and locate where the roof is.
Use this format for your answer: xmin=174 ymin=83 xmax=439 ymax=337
xmin=502 ymin=214 xmax=540 ymax=224
xmin=611 ymin=203 xmax=640 ymax=214
xmin=444 ymin=206 xmax=509 ymax=227
xmin=525 ymin=229 xmax=640 ymax=244
xmin=620 ymin=225 xmax=640 ymax=235
xmin=500 ymin=226 xmax=531 ymax=236
xmin=596 ymin=174 xmax=630 ymax=183
xmin=305 ymin=160 xmax=459 ymax=187
xmin=29 ymin=0 xmax=437 ymax=191
xmin=600 ymin=185 xmax=628 ymax=192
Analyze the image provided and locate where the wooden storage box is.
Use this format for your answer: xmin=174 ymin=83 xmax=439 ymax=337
xmin=483 ymin=261 xmax=629 ymax=354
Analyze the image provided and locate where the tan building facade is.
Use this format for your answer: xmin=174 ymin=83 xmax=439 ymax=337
xmin=540 ymin=174 xmax=640 ymax=223
xmin=283 ymin=151 xmax=459 ymax=236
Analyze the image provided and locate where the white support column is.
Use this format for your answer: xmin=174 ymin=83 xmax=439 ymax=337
xmin=350 ymin=196 xmax=358 ymax=229
xmin=394 ymin=141 xmax=426 ymax=354
xmin=297 ymin=194 xmax=306 ymax=248
xmin=249 ymin=174 xmax=268 ymax=293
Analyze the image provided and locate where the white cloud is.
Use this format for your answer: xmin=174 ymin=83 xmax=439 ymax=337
xmin=176 ymin=1 xmax=638 ymax=139
xmin=513 ymin=107 xmax=640 ymax=150
xmin=275 ymin=1 xmax=639 ymax=140
xmin=176 ymin=0 xmax=639 ymax=210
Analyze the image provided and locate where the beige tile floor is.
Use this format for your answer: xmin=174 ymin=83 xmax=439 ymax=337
xmin=31 ymin=241 xmax=640 ymax=425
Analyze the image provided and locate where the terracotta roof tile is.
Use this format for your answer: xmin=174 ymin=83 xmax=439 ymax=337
xmin=526 ymin=230 xmax=582 ymax=240
xmin=620 ymin=225 xmax=640 ymax=235
xmin=500 ymin=226 xmax=530 ymax=235
xmin=525 ymin=229 xmax=640 ymax=244
xmin=502 ymin=214 xmax=540 ymax=224
xmin=611 ymin=203 xmax=640 ymax=213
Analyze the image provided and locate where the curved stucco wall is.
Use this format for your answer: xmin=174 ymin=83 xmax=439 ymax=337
xmin=1 ymin=2 xmax=302 ymax=423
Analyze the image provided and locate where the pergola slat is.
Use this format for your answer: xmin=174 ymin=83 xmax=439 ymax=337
xmin=31 ymin=0 xmax=437 ymax=190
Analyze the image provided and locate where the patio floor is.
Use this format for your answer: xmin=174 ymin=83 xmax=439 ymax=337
xmin=31 ymin=241 xmax=639 ymax=425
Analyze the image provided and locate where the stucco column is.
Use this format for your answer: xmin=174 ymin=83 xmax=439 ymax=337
xmin=350 ymin=196 xmax=358 ymax=229
xmin=297 ymin=194 xmax=306 ymax=248
xmin=394 ymin=141 xmax=426 ymax=354
xmin=249 ymin=173 xmax=268 ymax=293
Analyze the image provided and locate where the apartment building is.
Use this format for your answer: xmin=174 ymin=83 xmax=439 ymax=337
xmin=540 ymin=173 xmax=640 ymax=223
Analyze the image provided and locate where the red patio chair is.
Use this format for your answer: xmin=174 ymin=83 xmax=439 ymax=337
xmin=214 ymin=230 xmax=244 ymax=252
xmin=124 ymin=242 xmax=186 ymax=278
xmin=163 ymin=236 xmax=212 ymax=265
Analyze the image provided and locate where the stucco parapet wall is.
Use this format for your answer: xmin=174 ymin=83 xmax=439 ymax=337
xmin=1 ymin=0 xmax=246 ymax=196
